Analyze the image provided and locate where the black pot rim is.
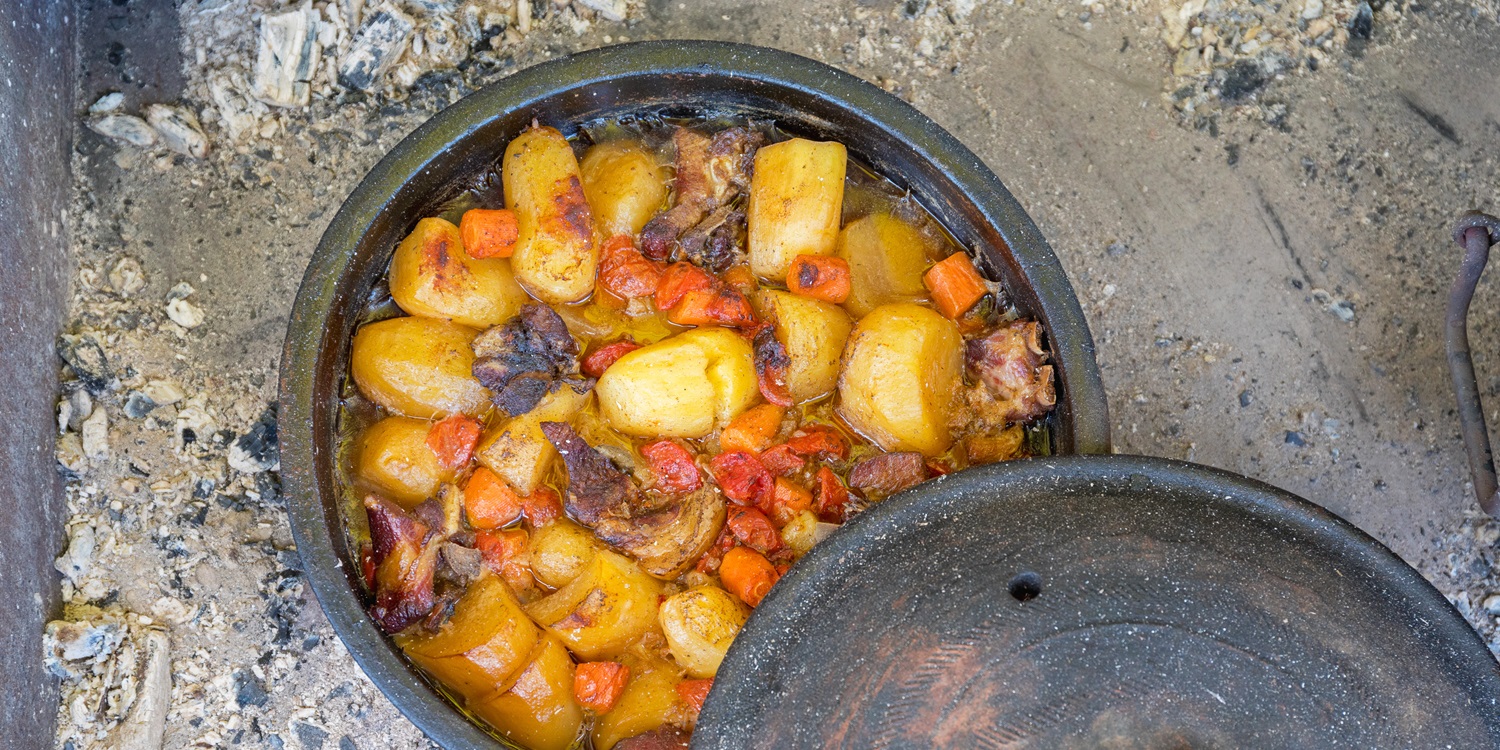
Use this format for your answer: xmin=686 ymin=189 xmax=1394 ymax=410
xmin=280 ymin=40 xmax=1111 ymax=748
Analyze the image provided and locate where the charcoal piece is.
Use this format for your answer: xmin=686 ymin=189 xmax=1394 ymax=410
xmin=59 ymin=334 xmax=111 ymax=395
xmin=338 ymin=6 xmax=416 ymax=92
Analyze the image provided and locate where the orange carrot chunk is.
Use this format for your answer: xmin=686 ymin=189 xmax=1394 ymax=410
xmin=574 ymin=661 xmax=631 ymax=713
xmin=786 ymin=254 xmax=852 ymax=303
xmin=654 ymin=262 xmax=717 ymax=311
xmin=459 ymin=208 xmax=519 ymax=259
xmin=676 ymin=678 xmax=714 ymax=717
xmin=923 ymin=252 xmax=989 ymax=319
xmin=426 ymin=414 xmax=482 ymax=469
xmin=768 ymin=477 xmax=814 ymax=526
xmin=667 ymin=287 xmax=757 ymax=328
xmin=581 ymin=339 xmax=642 ymax=378
xmin=719 ymin=404 xmax=784 ymax=455
xmin=720 ymin=546 xmax=779 ymax=607
xmin=463 ymin=467 xmax=524 ymax=529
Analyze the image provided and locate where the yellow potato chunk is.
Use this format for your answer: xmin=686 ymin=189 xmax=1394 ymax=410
xmin=522 ymin=551 xmax=664 ymax=660
xmin=503 ymin=125 xmax=600 ymax=304
xmin=475 ymin=382 xmax=593 ymax=495
xmin=837 ymin=303 xmax=963 ymax=456
xmin=835 ymin=213 xmax=935 ymax=318
xmin=594 ymin=328 xmax=758 ymax=439
xmin=753 ymin=290 xmax=853 ymax=404
xmin=349 ymin=316 xmax=489 ymax=419
xmin=388 ymin=216 xmax=529 ymax=328
xmin=356 ymin=416 xmax=454 ymax=509
xmin=747 ymin=138 xmax=847 ymax=281
xmin=530 ymin=519 xmax=602 ymax=589
xmin=470 ymin=635 xmax=584 ymax=750
xmin=580 ymin=139 xmax=669 ymax=238
xmin=398 ymin=573 xmax=539 ymax=700
xmin=659 ymin=586 xmax=748 ymax=679
xmin=593 ymin=656 xmax=686 ymax=750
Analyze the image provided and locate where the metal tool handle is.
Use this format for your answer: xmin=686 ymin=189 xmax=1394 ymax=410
xmin=1447 ymin=211 xmax=1500 ymax=516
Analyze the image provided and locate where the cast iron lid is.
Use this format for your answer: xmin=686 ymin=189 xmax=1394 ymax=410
xmin=696 ymin=455 xmax=1500 ymax=748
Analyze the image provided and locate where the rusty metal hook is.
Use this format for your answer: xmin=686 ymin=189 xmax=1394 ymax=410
xmin=1447 ymin=210 xmax=1500 ymax=516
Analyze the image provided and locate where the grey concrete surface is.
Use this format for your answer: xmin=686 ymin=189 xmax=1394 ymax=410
xmin=0 ymin=1 xmax=73 ymax=747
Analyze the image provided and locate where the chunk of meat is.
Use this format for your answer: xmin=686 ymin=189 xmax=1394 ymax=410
xmin=592 ymin=485 xmax=726 ymax=579
xmin=471 ymin=304 xmax=582 ymax=415
xmin=965 ymin=321 xmax=1057 ymax=423
xmin=677 ymin=205 xmax=746 ymax=273
xmin=847 ymin=452 xmax=929 ymax=497
xmin=639 ymin=127 xmax=762 ymax=261
xmin=540 ymin=421 xmax=637 ymax=525
xmin=541 ymin=422 xmax=726 ymax=578
xmin=364 ymin=494 xmax=438 ymax=633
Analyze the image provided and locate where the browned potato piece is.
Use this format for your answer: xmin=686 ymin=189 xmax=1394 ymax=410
xmin=522 ymin=550 xmax=664 ymax=660
xmin=658 ymin=586 xmax=748 ymax=678
xmin=356 ymin=416 xmax=454 ymax=509
xmin=529 ymin=518 xmax=602 ymax=589
xmin=752 ymin=290 xmax=853 ymax=404
xmin=747 ymin=138 xmax=847 ymax=281
xmin=398 ymin=573 xmax=539 ymax=699
xmin=580 ymin=140 xmax=670 ymax=238
xmin=835 ymin=213 xmax=935 ymax=318
xmin=593 ymin=655 xmax=686 ymax=750
xmin=837 ymin=303 xmax=963 ymax=456
xmin=349 ymin=316 xmax=489 ymax=419
xmin=475 ymin=382 xmax=593 ymax=495
xmin=595 ymin=328 xmax=758 ymax=439
xmin=470 ymin=635 xmax=584 ymax=750
xmin=387 ymin=217 xmax=529 ymax=328
xmin=503 ymin=125 xmax=600 ymax=304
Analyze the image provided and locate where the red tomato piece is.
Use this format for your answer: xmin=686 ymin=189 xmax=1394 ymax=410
xmin=654 ymin=262 xmax=717 ymax=311
xmin=425 ymin=414 xmax=482 ymax=469
xmin=581 ymin=339 xmax=642 ymax=378
xmin=641 ymin=440 xmax=703 ymax=494
xmin=575 ymin=661 xmax=631 ymax=713
xmin=522 ymin=487 xmax=563 ymax=526
xmin=710 ymin=451 xmax=774 ymax=506
xmin=813 ymin=466 xmax=852 ymax=523
xmin=727 ymin=506 xmax=784 ymax=554
xmin=599 ymin=235 xmax=664 ymax=300
xmin=758 ymin=444 xmax=806 ymax=477
xmin=785 ymin=424 xmax=850 ymax=461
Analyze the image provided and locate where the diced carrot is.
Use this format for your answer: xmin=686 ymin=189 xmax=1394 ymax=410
xmin=654 ymin=262 xmax=717 ymax=311
xmin=574 ymin=661 xmax=631 ymax=713
xmin=785 ymin=424 xmax=850 ymax=461
xmin=459 ymin=208 xmax=519 ymax=259
xmin=923 ymin=252 xmax=989 ymax=319
xmin=599 ymin=235 xmax=664 ymax=299
xmin=710 ymin=451 xmax=773 ymax=506
xmin=720 ymin=546 xmax=779 ymax=607
xmin=786 ymin=254 xmax=852 ymax=303
xmin=758 ymin=444 xmax=806 ymax=476
xmin=522 ymin=487 xmax=563 ymax=526
xmin=813 ymin=466 xmax=851 ymax=523
xmin=676 ymin=678 xmax=714 ymax=717
xmin=474 ymin=528 xmax=531 ymax=591
xmin=752 ymin=327 xmax=793 ymax=408
xmin=721 ymin=265 xmax=759 ymax=297
xmin=727 ymin=506 xmax=783 ymax=554
xmin=667 ymin=287 xmax=757 ymax=328
xmin=768 ymin=477 xmax=814 ymax=527
xmin=463 ymin=467 xmax=524 ymax=529
xmin=426 ymin=415 xmax=482 ymax=470
xmin=581 ymin=339 xmax=642 ymax=378
xmin=641 ymin=440 xmax=702 ymax=494
xmin=719 ymin=404 xmax=784 ymax=454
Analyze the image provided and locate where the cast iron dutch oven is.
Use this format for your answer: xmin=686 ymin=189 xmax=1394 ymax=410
xmin=280 ymin=41 xmax=1500 ymax=748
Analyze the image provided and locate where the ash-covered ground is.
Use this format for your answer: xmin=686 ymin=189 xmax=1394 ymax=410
xmin=45 ymin=1 xmax=1500 ymax=748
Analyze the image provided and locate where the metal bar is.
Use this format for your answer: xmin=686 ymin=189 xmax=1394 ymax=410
xmin=1446 ymin=213 xmax=1500 ymax=516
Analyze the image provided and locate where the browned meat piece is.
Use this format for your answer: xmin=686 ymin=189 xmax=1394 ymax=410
xmin=472 ymin=304 xmax=582 ymax=415
xmin=965 ymin=321 xmax=1057 ymax=423
xmin=678 ymin=205 xmax=746 ymax=273
xmin=615 ymin=729 xmax=692 ymax=750
xmin=848 ymin=452 xmax=929 ymax=497
xmin=540 ymin=421 xmax=637 ymax=525
xmin=541 ymin=421 xmax=727 ymax=578
xmin=364 ymin=494 xmax=439 ymax=633
xmin=593 ymin=485 xmax=726 ymax=579
xmin=640 ymin=127 xmax=762 ymax=261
